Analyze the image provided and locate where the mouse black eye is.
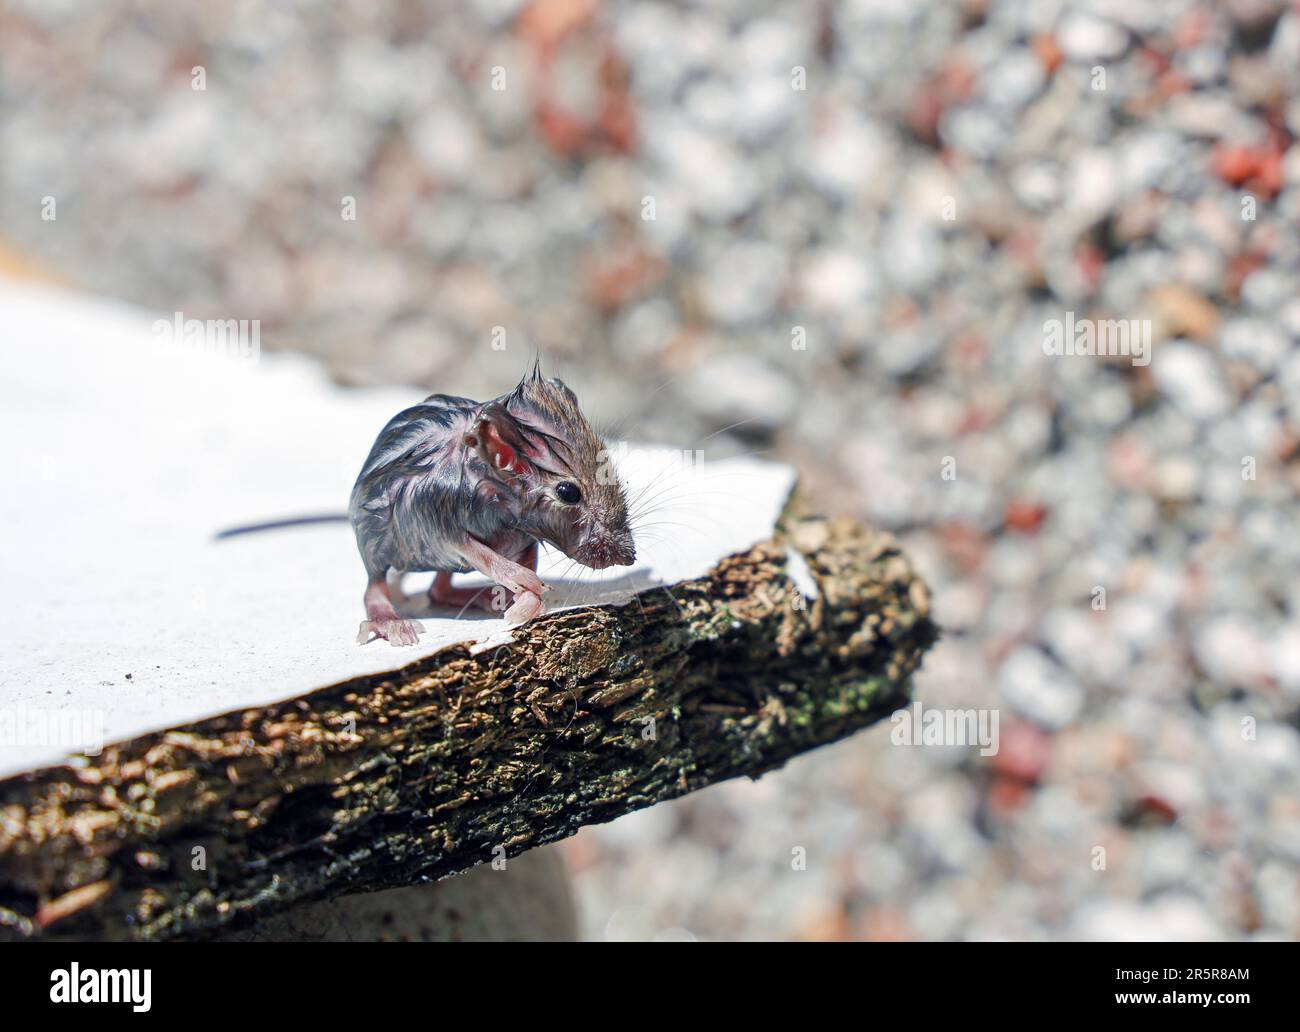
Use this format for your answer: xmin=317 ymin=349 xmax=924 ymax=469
xmin=556 ymin=481 xmax=582 ymax=504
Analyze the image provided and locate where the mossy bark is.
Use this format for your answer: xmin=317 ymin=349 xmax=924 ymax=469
xmin=0 ymin=494 xmax=937 ymax=940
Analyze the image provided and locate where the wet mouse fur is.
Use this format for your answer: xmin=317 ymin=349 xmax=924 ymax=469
xmin=348 ymin=362 xmax=636 ymax=644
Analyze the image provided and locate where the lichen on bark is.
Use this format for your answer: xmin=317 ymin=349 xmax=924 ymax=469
xmin=0 ymin=492 xmax=937 ymax=940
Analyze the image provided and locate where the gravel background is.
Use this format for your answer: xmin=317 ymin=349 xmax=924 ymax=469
xmin=3 ymin=0 xmax=1299 ymax=940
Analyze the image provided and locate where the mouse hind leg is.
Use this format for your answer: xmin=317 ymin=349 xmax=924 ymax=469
xmin=357 ymin=574 xmax=423 ymax=646
xmin=429 ymin=570 xmax=498 ymax=614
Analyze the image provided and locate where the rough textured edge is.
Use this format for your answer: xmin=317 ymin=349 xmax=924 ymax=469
xmin=0 ymin=490 xmax=938 ymax=940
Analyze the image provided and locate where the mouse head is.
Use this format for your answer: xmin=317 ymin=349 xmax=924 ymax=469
xmin=464 ymin=363 xmax=636 ymax=570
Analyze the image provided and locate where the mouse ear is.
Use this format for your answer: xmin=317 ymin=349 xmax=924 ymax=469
xmin=465 ymin=402 xmax=533 ymax=476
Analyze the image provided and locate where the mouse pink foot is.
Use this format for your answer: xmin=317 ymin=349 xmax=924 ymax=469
xmin=359 ymin=577 xmax=423 ymax=645
xmin=504 ymin=590 xmax=545 ymax=626
xmin=356 ymin=618 xmax=423 ymax=647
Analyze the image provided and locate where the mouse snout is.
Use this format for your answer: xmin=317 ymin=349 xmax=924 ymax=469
xmin=576 ymin=528 xmax=636 ymax=569
xmin=608 ymin=531 xmax=636 ymax=567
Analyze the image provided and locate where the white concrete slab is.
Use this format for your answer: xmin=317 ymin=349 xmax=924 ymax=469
xmin=0 ymin=282 xmax=795 ymax=777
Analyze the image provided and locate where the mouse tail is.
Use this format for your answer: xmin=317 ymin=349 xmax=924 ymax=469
xmin=214 ymin=514 xmax=349 ymax=540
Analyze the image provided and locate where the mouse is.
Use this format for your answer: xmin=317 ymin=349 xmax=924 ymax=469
xmin=218 ymin=362 xmax=636 ymax=646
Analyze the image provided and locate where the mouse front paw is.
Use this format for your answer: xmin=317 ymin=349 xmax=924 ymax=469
xmin=357 ymin=618 xmax=423 ymax=647
xmin=503 ymin=590 xmax=545 ymax=626
xmin=511 ymin=569 xmax=546 ymax=598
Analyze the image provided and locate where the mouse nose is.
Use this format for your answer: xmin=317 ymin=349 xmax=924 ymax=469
xmin=611 ymin=530 xmax=631 ymax=564
xmin=580 ymin=530 xmax=636 ymax=569
xmin=606 ymin=528 xmax=636 ymax=566
xmin=610 ymin=540 xmax=635 ymax=566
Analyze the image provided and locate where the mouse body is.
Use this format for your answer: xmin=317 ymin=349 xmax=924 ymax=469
xmin=348 ymin=365 xmax=635 ymax=645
